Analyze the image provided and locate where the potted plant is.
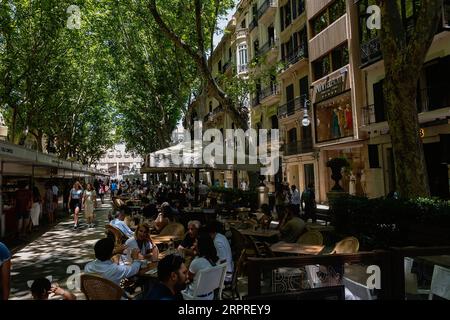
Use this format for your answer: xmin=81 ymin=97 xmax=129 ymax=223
xmin=326 ymin=157 xmax=350 ymax=191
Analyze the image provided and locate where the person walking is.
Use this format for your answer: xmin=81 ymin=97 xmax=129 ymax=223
xmin=44 ymin=183 xmax=55 ymax=224
xmin=83 ymin=183 xmax=97 ymax=228
xmin=290 ymin=185 xmax=301 ymax=217
xmin=30 ymin=186 xmax=42 ymax=231
xmin=301 ymin=183 xmax=317 ymax=223
xmin=14 ymin=181 xmax=32 ymax=239
xmin=69 ymin=181 xmax=83 ymax=229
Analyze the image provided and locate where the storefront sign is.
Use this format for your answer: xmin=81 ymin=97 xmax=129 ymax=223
xmin=36 ymin=153 xmax=64 ymax=166
xmin=313 ymin=67 xmax=350 ymax=103
xmin=0 ymin=141 xmax=36 ymax=160
xmin=315 ymin=75 xmax=345 ymax=102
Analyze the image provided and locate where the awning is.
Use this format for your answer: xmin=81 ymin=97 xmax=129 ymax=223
xmin=141 ymin=140 xmax=266 ymax=173
xmin=0 ymin=140 xmax=108 ymax=177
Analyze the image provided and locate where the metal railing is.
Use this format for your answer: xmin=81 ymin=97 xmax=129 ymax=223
xmin=257 ymin=37 xmax=279 ymax=57
xmin=282 ymin=46 xmax=308 ymax=68
xmin=238 ymin=64 xmax=248 ymax=73
xmin=360 ymin=37 xmax=382 ymax=67
xmin=278 ymin=96 xmax=305 ymax=117
xmin=283 ymin=140 xmax=313 ymax=156
xmin=257 ymin=0 xmax=277 ymax=19
xmin=259 ymin=83 xmax=280 ymax=101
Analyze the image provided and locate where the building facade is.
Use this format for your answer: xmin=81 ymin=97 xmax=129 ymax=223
xmin=96 ymin=143 xmax=143 ymax=181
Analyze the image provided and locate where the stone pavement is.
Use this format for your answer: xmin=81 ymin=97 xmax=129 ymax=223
xmin=9 ymin=199 xmax=113 ymax=300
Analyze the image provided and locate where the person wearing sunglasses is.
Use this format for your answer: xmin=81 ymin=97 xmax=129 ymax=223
xmin=317 ymin=264 xmax=359 ymax=300
xmin=144 ymin=254 xmax=188 ymax=300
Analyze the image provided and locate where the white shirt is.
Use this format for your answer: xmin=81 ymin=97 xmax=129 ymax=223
xmin=84 ymin=259 xmax=141 ymax=285
xmin=125 ymin=237 xmax=154 ymax=256
xmin=291 ymin=189 xmax=301 ymax=205
xmin=188 ymin=257 xmax=215 ymax=300
xmin=213 ymin=233 xmax=234 ymax=282
xmin=52 ymin=185 xmax=59 ymax=196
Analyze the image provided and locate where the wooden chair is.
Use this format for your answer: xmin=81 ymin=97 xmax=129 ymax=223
xmin=330 ymin=236 xmax=359 ymax=254
xmin=80 ymin=273 xmax=124 ymax=300
xmin=297 ymin=231 xmax=324 ymax=246
xmin=182 ymin=263 xmax=228 ymax=300
xmin=222 ymin=249 xmax=248 ymax=300
xmin=105 ymin=224 xmax=127 ymax=246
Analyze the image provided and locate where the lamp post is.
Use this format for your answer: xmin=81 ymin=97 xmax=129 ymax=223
xmin=301 ymin=94 xmax=311 ymax=127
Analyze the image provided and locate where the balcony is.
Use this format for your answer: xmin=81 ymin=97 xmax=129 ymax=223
xmin=236 ymin=28 xmax=249 ymax=41
xmin=283 ymin=140 xmax=313 ymax=156
xmin=279 ymin=46 xmax=308 ymax=78
xmin=278 ymin=97 xmax=305 ymax=118
xmin=257 ymin=37 xmax=279 ymax=63
xmin=238 ymin=64 xmax=248 ymax=74
xmin=258 ymin=0 xmax=277 ymax=25
xmin=249 ymin=18 xmax=258 ymax=32
xmin=360 ymin=37 xmax=382 ymax=68
xmin=259 ymin=84 xmax=281 ymax=105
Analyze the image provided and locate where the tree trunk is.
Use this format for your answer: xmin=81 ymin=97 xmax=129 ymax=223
xmin=383 ymin=74 xmax=429 ymax=197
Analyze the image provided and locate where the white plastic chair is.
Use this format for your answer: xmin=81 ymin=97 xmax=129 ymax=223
xmin=305 ymin=265 xmax=320 ymax=288
xmin=429 ymin=265 xmax=450 ymax=300
xmin=182 ymin=263 xmax=227 ymax=300
xmin=342 ymin=276 xmax=376 ymax=300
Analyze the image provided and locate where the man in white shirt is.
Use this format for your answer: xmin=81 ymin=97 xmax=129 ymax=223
xmin=110 ymin=211 xmax=134 ymax=238
xmin=84 ymin=238 xmax=142 ymax=285
xmin=52 ymin=183 xmax=59 ymax=212
xmin=206 ymin=222 xmax=234 ymax=283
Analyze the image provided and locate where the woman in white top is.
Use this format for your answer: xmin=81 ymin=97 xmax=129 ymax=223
xmin=125 ymin=223 xmax=159 ymax=262
xmin=83 ymin=183 xmax=97 ymax=228
xmin=187 ymin=231 xmax=220 ymax=300
xmin=69 ymin=181 xmax=83 ymax=229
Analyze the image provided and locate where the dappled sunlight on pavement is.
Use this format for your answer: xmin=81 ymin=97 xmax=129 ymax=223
xmin=9 ymin=200 xmax=113 ymax=300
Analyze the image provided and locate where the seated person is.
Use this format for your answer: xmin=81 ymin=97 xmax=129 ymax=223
xmin=205 ymin=221 xmax=234 ymax=284
xmin=185 ymin=231 xmax=220 ymax=300
xmin=141 ymin=197 xmax=157 ymax=219
xmin=31 ymin=278 xmax=76 ymax=300
xmin=110 ymin=210 xmax=134 ymax=238
xmin=177 ymin=220 xmax=200 ymax=257
xmin=317 ymin=264 xmax=359 ymax=300
xmin=143 ymin=254 xmax=188 ymax=300
xmin=154 ymin=203 xmax=171 ymax=231
xmin=125 ymin=223 xmax=159 ymax=262
xmin=279 ymin=204 xmax=306 ymax=243
xmin=84 ymin=237 xmax=144 ymax=285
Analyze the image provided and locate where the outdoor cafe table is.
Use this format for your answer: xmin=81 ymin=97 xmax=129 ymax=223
xmin=270 ymin=242 xmax=325 ymax=255
xmin=239 ymin=228 xmax=280 ymax=238
xmin=151 ymin=235 xmax=183 ymax=244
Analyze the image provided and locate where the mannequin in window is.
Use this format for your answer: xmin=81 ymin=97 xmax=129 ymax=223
xmin=349 ymin=171 xmax=356 ymax=196
xmin=344 ymin=104 xmax=352 ymax=133
xmin=331 ymin=108 xmax=341 ymax=138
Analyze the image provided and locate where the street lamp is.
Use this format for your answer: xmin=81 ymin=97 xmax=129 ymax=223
xmin=301 ymin=94 xmax=311 ymax=127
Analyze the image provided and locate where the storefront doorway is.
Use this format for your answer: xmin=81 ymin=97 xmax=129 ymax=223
xmin=424 ymin=142 xmax=450 ymax=199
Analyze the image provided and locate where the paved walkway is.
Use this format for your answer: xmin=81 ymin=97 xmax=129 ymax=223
xmin=9 ymin=199 xmax=113 ymax=300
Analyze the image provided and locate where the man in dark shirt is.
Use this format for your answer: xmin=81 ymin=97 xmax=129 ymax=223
xmin=144 ymin=254 xmax=188 ymax=300
xmin=14 ymin=180 xmax=32 ymax=238
xmin=177 ymin=220 xmax=200 ymax=257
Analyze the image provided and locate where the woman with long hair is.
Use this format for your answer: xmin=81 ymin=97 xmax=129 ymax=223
xmin=69 ymin=181 xmax=83 ymax=229
xmin=125 ymin=223 xmax=159 ymax=262
xmin=186 ymin=229 xmax=220 ymax=300
xmin=83 ymin=183 xmax=97 ymax=228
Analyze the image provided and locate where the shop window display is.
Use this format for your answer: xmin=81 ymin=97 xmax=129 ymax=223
xmin=315 ymin=93 xmax=353 ymax=143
